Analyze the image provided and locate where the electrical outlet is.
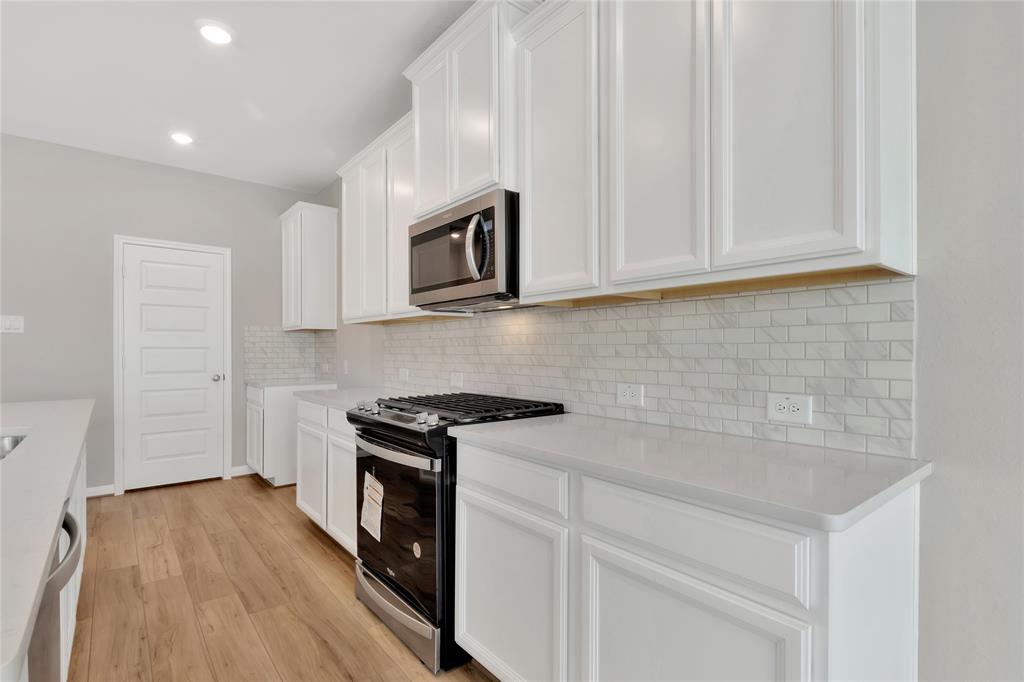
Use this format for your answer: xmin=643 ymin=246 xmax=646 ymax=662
xmin=616 ymin=383 xmax=645 ymax=408
xmin=399 ymin=368 xmax=410 ymax=382
xmin=450 ymin=371 xmax=464 ymax=388
xmin=766 ymin=393 xmax=813 ymax=425
xmin=343 ymin=359 xmax=349 ymax=375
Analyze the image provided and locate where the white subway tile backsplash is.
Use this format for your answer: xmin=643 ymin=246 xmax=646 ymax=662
xmin=381 ymin=278 xmax=916 ymax=458
xmin=244 ymin=326 xmax=335 ymax=382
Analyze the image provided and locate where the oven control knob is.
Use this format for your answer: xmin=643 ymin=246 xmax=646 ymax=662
xmin=356 ymin=401 xmax=366 ymax=411
xmin=426 ymin=414 xmax=439 ymax=426
xmin=370 ymin=402 xmax=380 ymax=415
xmin=415 ymin=411 xmax=428 ymax=424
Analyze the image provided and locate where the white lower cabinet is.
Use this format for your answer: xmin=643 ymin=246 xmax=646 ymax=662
xmin=456 ymin=444 xmax=920 ymax=682
xmin=59 ymin=448 xmax=87 ymax=682
xmin=325 ymin=433 xmax=358 ymax=555
xmin=295 ymin=400 xmax=359 ymax=558
xmin=245 ymin=401 xmax=263 ymax=474
xmin=295 ymin=421 xmax=327 ymax=526
xmin=455 ymin=487 xmax=568 ymax=682
xmin=580 ymin=536 xmax=810 ymax=682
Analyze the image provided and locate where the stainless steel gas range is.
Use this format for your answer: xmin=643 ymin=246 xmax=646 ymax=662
xmin=346 ymin=393 xmax=564 ymax=673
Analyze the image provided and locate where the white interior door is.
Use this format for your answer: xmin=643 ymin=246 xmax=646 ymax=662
xmin=121 ymin=242 xmax=228 ymax=490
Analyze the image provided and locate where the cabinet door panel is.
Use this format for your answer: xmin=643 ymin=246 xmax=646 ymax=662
xmin=413 ymin=56 xmax=450 ymax=217
xmin=518 ymin=2 xmax=600 ymax=298
xmin=606 ymin=0 xmax=710 ymax=284
xmin=340 ymin=173 xmax=363 ymax=321
xmin=451 ymin=8 xmax=499 ymax=199
xmin=326 ymin=435 xmax=357 ymax=555
xmin=712 ymin=0 xmax=864 ymax=268
xmin=387 ymin=126 xmax=418 ymax=315
xmin=360 ymin=147 xmax=389 ymax=317
xmin=455 ymin=487 xmax=568 ymax=682
xmin=281 ymin=214 xmax=302 ymax=328
xmin=295 ymin=423 xmax=326 ymax=526
xmin=581 ymin=536 xmax=810 ymax=682
xmin=245 ymin=403 xmax=263 ymax=475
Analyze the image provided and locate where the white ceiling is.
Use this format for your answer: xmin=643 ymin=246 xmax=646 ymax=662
xmin=1 ymin=1 xmax=471 ymax=193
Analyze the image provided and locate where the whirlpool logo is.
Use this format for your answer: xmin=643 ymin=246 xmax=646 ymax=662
xmin=386 ymin=567 xmax=396 ymax=578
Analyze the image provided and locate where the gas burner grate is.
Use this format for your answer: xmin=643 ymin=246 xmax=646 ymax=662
xmin=377 ymin=392 xmax=563 ymax=423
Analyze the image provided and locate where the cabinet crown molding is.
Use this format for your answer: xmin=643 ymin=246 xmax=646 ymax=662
xmin=279 ymin=201 xmax=337 ymax=221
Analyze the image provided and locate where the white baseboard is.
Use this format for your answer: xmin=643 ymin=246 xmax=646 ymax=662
xmin=86 ymin=484 xmax=115 ymax=498
xmin=229 ymin=465 xmax=256 ymax=477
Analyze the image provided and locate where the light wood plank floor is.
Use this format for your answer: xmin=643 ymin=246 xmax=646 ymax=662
xmin=73 ymin=475 xmax=492 ymax=682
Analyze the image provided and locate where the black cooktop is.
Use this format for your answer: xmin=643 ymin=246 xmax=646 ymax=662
xmin=377 ymin=392 xmax=563 ymax=424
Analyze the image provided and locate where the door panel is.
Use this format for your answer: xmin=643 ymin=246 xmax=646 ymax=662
xmin=712 ymin=0 xmax=864 ymax=268
xmin=387 ymin=125 xmax=419 ymax=315
xmin=518 ymin=2 xmax=600 ymax=298
xmin=451 ymin=7 xmax=498 ymax=199
xmin=361 ymin=147 xmax=389 ymax=317
xmin=246 ymin=403 xmax=263 ymax=475
xmin=413 ymin=55 xmax=450 ymax=217
xmin=326 ymin=435 xmax=358 ymax=555
xmin=581 ymin=536 xmax=811 ymax=681
xmin=281 ymin=214 xmax=302 ymax=328
xmin=455 ymin=487 xmax=568 ymax=682
xmin=340 ymin=173 xmax=363 ymax=321
xmin=123 ymin=243 xmax=226 ymax=489
xmin=605 ymin=0 xmax=710 ymax=284
xmin=296 ymin=423 xmax=327 ymax=526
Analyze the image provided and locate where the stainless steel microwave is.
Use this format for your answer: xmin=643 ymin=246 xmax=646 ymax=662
xmin=408 ymin=189 xmax=518 ymax=312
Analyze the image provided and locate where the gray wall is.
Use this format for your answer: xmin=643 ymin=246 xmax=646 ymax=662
xmin=917 ymin=2 xmax=1024 ymax=679
xmin=312 ymin=178 xmax=386 ymax=388
xmin=0 ymin=135 xmax=310 ymax=487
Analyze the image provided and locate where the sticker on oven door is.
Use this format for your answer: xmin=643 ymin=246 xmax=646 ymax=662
xmin=360 ymin=472 xmax=384 ymax=542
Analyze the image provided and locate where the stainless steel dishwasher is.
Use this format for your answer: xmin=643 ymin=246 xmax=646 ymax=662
xmin=27 ymin=504 xmax=82 ymax=682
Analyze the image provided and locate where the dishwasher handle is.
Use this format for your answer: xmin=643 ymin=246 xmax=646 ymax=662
xmin=47 ymin=510 xmax=82 ymax=591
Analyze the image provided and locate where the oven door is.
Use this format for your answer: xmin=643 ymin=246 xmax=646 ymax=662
xmin=409 ymin=192 xmax=508 ymax=307
xmin=355 ymin=433 xmax=442 ymax=623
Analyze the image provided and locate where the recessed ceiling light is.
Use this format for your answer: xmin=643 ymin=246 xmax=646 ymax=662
xmin=170 ymin=131 xmax=194 ymax=145
xmin=198 ymin=21 xmax=233 ymax=45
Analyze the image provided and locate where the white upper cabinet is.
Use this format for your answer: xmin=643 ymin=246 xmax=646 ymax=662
xmin=515 ymin=1 xmax=600 ymax=300
xmin=603 ymin=0 xmax=710 ymax=287
xmin=450 ymin=8 xmax=500 ymax=199
xmin=710 ymin=0 xmax=915 ymax=274
xmin=412 ymin=55 xmax=450 ymax=217
xmin=339 ymin=144 xmax=388 ymax=322
xmin=405 ymin=1 xmax=537 ymax=219
xmin=280 ymin=202 xmax=337 ymax=330
xmin=386 ymin=116 xmax=420 ymax=316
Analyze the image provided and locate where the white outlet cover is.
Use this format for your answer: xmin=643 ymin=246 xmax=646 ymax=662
xmin=399 ymin=368 xmax=410 ymax=382
xmin=616 ymin=383 xmax=645 ymax=408
xmin=0 ymin=315 xmax=24 ymax=333
xmin=766 ymin=393 xmax=813 ymax=425
xmin=450 ymin=371 xmax=464 ymax=388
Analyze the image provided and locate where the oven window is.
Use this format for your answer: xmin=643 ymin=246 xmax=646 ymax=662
xmin=410 ymin=207 xmax=494 ymax=295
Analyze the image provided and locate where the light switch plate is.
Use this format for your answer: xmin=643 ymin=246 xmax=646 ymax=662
xmin=766 ymin=393 xmax=813 ymax=425
xmin=1 ymin=315 xmax=24 ymax=333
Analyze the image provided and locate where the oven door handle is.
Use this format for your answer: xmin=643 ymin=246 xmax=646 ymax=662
xmin=356 ymin=436 xmax=442 ymax=472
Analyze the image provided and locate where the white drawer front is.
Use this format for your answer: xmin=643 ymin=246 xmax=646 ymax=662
xmin=457 ymin=444 xmax=568 ymax=518
xmin=328 ymin=408 xmax=355 ymax=440
xmin=296 ymin=400 xmax=327 ymax=427
xmin=245 ymin=386 xmax=263 ymax=405
xmin=581 ymin=476 xmax=810 ymax=608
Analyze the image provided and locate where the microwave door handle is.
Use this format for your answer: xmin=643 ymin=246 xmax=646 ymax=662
xmin=464 ymin=213 xmax=482 ymax=281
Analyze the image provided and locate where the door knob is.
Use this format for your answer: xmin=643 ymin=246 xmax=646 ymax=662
xmin=212 ymin=374 xmax=222 ymax=382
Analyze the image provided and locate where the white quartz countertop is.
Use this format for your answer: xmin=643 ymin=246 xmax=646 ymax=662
xmin=1 ymin=399 xmax=94 ymax=673
xmin=293 ymin=386 xmax=389 ymax=410
xmin=449 ymin=413 xmax=932 ymax=532
xmin=246 ymin=378 xmax=336 ymax=389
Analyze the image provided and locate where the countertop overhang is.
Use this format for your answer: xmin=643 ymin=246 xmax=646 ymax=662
xmin=1 ymin=399 xmax=94 ymax=673
xmin=449 ymin=413 xmax=932 ymax=532
xmin=291 ymin=386 xmax=389 ymax=411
